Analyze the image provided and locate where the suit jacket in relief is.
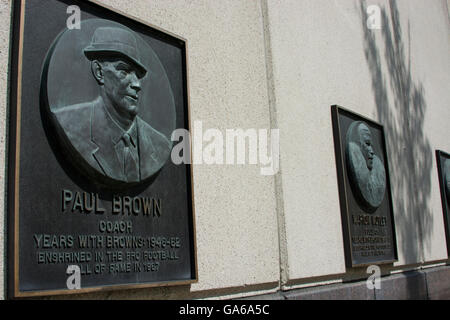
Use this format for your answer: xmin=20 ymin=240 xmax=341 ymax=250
xmin=52 ymin=97 xmax=171 ymax=183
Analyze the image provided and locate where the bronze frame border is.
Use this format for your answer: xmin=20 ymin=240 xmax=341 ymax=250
xmin=8 ymin=0 xmax=198 ymax=298
xmin=436 ymin=150 xmax=450 ymax=257
xmin=331 ymin=105 xmax=398 ymax=268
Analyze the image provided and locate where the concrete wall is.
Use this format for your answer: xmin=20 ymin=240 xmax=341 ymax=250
xmin=0 ymin=0 xmax=449 ymax=299
xmin=265 ymin=0 xmax=450 ymax=289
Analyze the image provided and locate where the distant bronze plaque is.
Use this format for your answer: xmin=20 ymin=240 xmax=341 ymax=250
xmin=331 ymin=105 xmax=397 ymax=267
xmin=7 ymin=0 xmax=197 ymax=297
xmin=436 ymin=150 xmax=450 ymax=256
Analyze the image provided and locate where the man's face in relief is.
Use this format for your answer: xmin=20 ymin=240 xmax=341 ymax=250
xmin=358 ymin=123 xmax=375 ymax=171
xmin=98 ymin=58 xmax=144 ymax=121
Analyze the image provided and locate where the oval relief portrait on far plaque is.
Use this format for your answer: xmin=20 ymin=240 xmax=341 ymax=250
xmin=41 ymin=19 xmax=176 ymax=188
xmin=345 ymin=121 xmax=386 ymax=212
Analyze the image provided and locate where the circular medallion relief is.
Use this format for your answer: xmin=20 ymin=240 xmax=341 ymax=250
xmin=345 ymin=121 xmax=386 ymax=212
xmin=41 ymin=19 xmax=176 ymax=187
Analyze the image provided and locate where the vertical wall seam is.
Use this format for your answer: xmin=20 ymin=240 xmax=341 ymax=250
xmin=259 ymin=0 xmax=289 ymax=288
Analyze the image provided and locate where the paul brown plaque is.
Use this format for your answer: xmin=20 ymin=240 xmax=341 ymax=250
xmin=436 ymin=150 xmax=450 ymax=256
xmin=7 ymin=0 xmax=197 ymax=297
xmin=331 ymin=105 xmax=397 ymax=267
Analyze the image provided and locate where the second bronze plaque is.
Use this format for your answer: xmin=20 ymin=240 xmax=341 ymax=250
xmin=331 ymin=105 xmax=398 ymax=267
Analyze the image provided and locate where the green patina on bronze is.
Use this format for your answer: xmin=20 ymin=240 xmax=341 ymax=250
xmin=345 ymin=121 xmax=386 ymax=213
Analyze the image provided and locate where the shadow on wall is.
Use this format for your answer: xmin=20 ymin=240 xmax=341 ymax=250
xmin=359 ymin=0 xmax=433 ymax=265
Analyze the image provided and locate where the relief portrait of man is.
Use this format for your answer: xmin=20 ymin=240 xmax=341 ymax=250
xmin=345 ymin=121 xmax=386 ymax=212
xmin=43 ymin=20 xmax=176 ymax=186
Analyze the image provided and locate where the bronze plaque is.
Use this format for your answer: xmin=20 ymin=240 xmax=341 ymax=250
xmin=331 ymin=105 xmax=398 ymax=267
xmin=7 ymin=0 xmax=197 ymax=297
xmin=436 ymin=150 xmax=450 ymax=256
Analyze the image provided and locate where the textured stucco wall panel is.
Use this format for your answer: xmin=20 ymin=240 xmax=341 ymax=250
xmin=266 ymin=0 xmax=450 ymax=283
xmin=404 ymin=0 xmax=450 ymax=261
